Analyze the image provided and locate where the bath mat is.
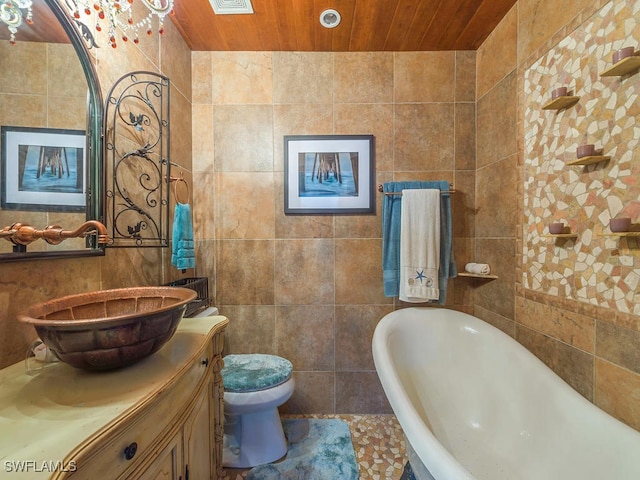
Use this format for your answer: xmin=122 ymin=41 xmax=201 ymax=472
xmin=246 ymin=418 xmax=359 ymax=480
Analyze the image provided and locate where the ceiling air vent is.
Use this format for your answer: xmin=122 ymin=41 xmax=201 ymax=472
xmin=209 ymin=0 xmax=254 ymax=15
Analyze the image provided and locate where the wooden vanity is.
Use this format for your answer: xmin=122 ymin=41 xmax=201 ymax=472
xmin=0 ymin=316 xmax=228 ymax=480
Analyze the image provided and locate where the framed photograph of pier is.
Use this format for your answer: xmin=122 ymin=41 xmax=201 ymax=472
xmin=284 ymin=134 xmax=375 ymax=215
xmin=1 ymin=126 xmax=86 ymax=212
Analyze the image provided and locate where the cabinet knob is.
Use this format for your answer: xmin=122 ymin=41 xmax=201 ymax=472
xmin=202 ymin=358 xmax=209 ymax=367
xmin=123 ymin=442 xmax=138 ymax=460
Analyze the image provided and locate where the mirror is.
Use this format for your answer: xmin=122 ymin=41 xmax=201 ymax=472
xmin=0 ymin=0 xmax=103 ymax=262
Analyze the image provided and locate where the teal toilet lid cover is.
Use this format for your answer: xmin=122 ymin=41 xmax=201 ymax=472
xmin=222 ymin=354 xmax=293 ymax=392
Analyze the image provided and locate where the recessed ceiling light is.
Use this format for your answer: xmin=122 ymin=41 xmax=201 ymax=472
xmin=319 ymin=9 xmax=341 ymax=29
xmin=209 ymin=0 xmax=254 ymax=15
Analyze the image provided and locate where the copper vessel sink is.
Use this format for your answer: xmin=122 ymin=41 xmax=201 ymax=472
xmin=18 ymin=287 xmax=197 ymax=371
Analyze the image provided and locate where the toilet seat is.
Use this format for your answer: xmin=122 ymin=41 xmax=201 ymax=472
xmin=222 ymin=354 xmax=293 ymax=392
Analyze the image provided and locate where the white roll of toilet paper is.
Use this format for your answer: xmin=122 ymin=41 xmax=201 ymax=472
xmin=464 ymin=263 xmax=491 ymax=275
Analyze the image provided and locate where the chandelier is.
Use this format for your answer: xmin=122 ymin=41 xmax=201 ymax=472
xmin=65 ymin=0 xmax=174 ymax=48
xmin=0 ymin=0 xmax=33 ymax=44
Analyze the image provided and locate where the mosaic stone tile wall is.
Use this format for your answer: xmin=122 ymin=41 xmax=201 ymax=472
xmin=523 ymin=0 xmax=640 ymax=315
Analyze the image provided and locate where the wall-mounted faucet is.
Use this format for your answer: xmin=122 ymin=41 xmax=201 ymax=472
xmin=0 ymin=221 xmax=110 ymax=248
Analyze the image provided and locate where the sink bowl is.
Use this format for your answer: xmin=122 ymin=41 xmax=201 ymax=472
xmin=17 ymin=287 xmax=197 ymax=371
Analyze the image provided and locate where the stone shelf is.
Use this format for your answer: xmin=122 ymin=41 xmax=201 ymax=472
xmin=600 ymin=56 xmax=640 ymax=77
xmin=542 ymin=96 xmax=580 ymax=110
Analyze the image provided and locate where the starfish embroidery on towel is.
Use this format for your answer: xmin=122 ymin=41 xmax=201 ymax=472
xmin=415 ymin=270 xmax=426 ymax=284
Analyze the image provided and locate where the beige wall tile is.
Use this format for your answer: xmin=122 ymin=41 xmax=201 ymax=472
xmin=336 ymin=371 xmax=392 ymax=414
xmin=395 ymin=51 xmax=456 ymax=103
xmin=193 ymin=169 xmax=215 ymax=240
xmin=0 ymin=94 xmax=46 ymax=127
xmin=215 ymin=240 xmax=275 ymax=305
xmin=475 ymin=305 xmax=516 ymax=337
xmin=274 ymin=239 xmax=335 ymax=305
xmin=48 ymin=43 xmax=87 ymax=96
xmin=282 ymin=372 xmax=335 ymax=414
xmin=191 ymin=104 xmax=214 ymax=173
xmin=335 ymin=239 xmax=390 ymax=305
xmin=161 ymin=20 xmax=192 ymax=101
xmin=191 ymin=51 xmax=212 ymax=104
xmin=0 ymin=41 xmax=46 ymax=95
xmin=215 ymin=172 xmax=275 ymax=239
xmin=475 ymin=238 xmax=516 ymax=319
xmin=454 ymin=102 xmax=476 ymax=171
xmin=273 ymin=52 xmax=333 ymax=104
xmin=170 ymin=86 xmax=192 ymax=171
xmin=275 ymin=305 xmax=335 ymax=371
xmin=100 ymin=247 xmax=164 ymax=289
xmin=452 ymin=170 xmax=476 ymax=238
xmin=476 ymin=71 xmax=517 ymax=169
xmin=596 ymin=321 xmax=640 ymax=375
xmin=218 ymin=305 xmax=276 ymax=355
xmin=517 ymin=297 xmax=595 ymax=352
xmin=476 ymin=153 xmax=518 ymax=238
xmin=336 ymin=305 xmax=394 ymax=371
xmin=394 ymin=103 xmax=455 ymax=171
xmin=595 ymin=358 xmax=640 ymax=431
xmin=477 ymin=5 xmax=518 ymax=100
xmin=212 ymin=51 xmax=272 ymax=105
xmin=455 ymin=51 xmax=477 ymax=102
xmin=517 ymin=325 xmax=594 ymax=400
xmin=213 ymin=105 xmax=274 ymax=172
xmin=334 ymin=204 xmax=381 ymax=240
xmin=195 ymin=239 xmax=216 ymax=300
xmin=47 ymin=96 xmax=86 ymax=130
xmin=334 ymin=52 xmax=394 ymax=104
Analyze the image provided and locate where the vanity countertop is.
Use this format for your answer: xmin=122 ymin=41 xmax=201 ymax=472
xmin=0 ymin=316 xmax=228 ymax=479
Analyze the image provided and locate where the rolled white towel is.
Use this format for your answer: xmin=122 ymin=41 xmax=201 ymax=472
xmin=465 ymin=263 xmax=491 ymax=275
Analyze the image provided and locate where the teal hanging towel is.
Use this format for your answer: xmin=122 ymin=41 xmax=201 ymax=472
xmin=171 ymin=202 xmax=195 ymax=271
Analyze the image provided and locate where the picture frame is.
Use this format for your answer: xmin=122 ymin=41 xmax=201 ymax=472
xmin=284 ymin=134 xmax=375 ymax=215
xmin=1 ymin=126 xmax=86 ymax=212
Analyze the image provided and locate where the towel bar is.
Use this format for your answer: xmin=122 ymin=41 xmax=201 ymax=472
xmin=377 ymin=184 xmax=455 ymax=195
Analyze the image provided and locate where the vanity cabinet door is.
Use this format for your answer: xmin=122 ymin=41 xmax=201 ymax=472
xmin=134 ymin=431 xmax=183 ymax=480
xmin=182 ymin=381 xmax=213 ymax=479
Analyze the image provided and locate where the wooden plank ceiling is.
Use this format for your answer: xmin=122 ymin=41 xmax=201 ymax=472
xmin=0 ymin=1 xmax=68 ymax=43
xmin=170 ymin=0 xmax=517 ymax=52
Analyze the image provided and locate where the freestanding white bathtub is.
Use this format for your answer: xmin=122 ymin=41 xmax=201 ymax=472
xmin=372 ymin=307 xmax=640 ymax=480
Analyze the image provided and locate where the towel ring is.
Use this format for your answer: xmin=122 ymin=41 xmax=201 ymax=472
xmin=170 ymin=174 xmax=190 ymax=204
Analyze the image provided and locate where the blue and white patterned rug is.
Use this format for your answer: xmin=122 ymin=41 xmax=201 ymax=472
xmin=246 ymin=418 xmax=359 ymax=480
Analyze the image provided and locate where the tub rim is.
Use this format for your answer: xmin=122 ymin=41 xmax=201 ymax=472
xmin=372 ymin=307 xmax=476 ymax=480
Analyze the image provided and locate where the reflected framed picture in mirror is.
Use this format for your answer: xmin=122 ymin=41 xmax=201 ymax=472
xmin=1 ymin=126 xmax=86 ymax=212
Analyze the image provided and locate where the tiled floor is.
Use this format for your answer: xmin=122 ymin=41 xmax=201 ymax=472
xmin=222 ymin=414 xmax=408 ymax=480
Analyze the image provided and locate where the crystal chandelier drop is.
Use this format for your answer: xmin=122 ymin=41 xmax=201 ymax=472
xmin=0 ymin=0 xmax=33 ymax=44
xmin=66 ymin=0 xmax=174 ymax=48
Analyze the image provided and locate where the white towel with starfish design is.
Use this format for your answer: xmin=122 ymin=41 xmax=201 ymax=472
xmin=399 ymin=189 xmax=440 ymax=302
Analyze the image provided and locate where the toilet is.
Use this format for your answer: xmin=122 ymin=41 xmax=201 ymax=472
xmin=221 ymin=353 xmax=295 ymax=468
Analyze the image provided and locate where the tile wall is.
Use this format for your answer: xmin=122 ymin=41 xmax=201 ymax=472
xmin=477 ymin=0 xmax=640 ymax=430
xmin=191 ymin=51 xmax=477 ymax=413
